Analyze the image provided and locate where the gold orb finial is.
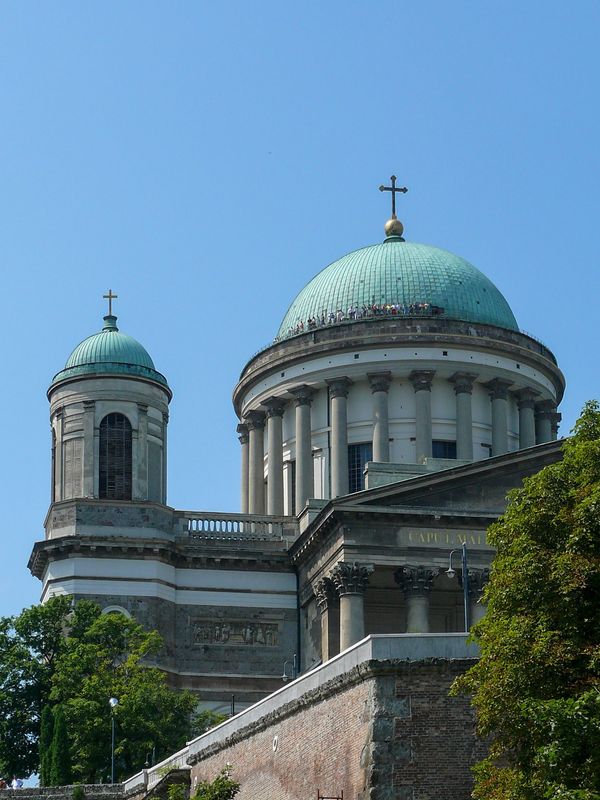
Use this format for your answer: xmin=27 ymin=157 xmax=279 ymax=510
xmin=384 ymin=217 xmax=404 ymax=238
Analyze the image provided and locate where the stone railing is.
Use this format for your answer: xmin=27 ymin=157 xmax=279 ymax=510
xmin=175 ymin=511 xmax=299 ymax=542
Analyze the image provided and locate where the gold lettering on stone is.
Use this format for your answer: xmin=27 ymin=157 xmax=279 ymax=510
xmin=192 ymin=620 xmax=279 ymax=647
xmin=405 ymin=529 xmax=488 ymax=547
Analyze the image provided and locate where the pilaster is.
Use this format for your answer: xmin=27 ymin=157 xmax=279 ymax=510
xmin=313 ymin=577 xmax=338 ymax=662
xmin=82 ymin=400 xmax=95 ymax=498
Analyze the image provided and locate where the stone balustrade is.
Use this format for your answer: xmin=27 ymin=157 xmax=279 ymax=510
xmin=177 ymin=510 xmax=298 ymax=541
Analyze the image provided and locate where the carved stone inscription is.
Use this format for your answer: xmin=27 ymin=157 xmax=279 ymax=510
xmin=192 ymin=620 xmax=279 ymax=647
xmin=399 ymin=528 xmax=492 ymax=548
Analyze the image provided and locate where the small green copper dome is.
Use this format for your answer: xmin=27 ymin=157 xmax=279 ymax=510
xmin=51 ymin=315 xmax=169 ymax=388
xmin=277 ymin=239 xmax=518 ymax=338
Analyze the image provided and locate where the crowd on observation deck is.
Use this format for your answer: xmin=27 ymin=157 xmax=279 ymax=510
xmin=278 ymin=301 xmax=445 ymax=340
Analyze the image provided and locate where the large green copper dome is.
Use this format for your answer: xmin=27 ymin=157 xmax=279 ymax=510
xmin=277 ymin=239 xmax=518 ymax=339
xmin=51 ymin=315 xmax=169 ymax=388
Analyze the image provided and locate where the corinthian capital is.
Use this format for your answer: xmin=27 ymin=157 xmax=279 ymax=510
xmin=460 ymin=567 xmax=490 ymax=601
xmin=331 ymin=562 xmax=374 ymax=596
xmin=409 ymin=370 xmax=435 ymax=393
xmin=244 ymin=410 xmax=266 ymax=431
xmin=262 ymin=396 xmax=286 ymax=418
xmin=368 ymin=371 xmax=392 ymax=394
xmin=289 ymin=384 xmax=315 ymax=407
xmin=326 ymin=377 xmax=353 ymax=399
xmin=313 ymin=577 xmax=335 ymax=612
xmin=394 ymin=565 xmax=439 ymax=595
xmin=448 ymin=372 xmax=478 ymax=395
xmin=484 ymin=378 xmax=513 ymax=400
xmin=236 ymin=422 xmax=249 ymax=445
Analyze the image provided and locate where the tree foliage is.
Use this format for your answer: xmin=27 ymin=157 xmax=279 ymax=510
xmin=192 ymin=766 xmax=240 ymax=800
xmin=49 ymin=705 xmax=72 ymax=786
xmin=39 ymin=705 xmax=55 ymax=786
xmin=453 ymin=400 xmax=600 ymax=800
xmin=0 ymin=597 xmax=197 ymax=782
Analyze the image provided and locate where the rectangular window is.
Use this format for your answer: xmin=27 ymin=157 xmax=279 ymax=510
xmin=432 ymin=440 xmax=457 ymax=459
xmin=348 ymin=442 xmax=373 ymax=493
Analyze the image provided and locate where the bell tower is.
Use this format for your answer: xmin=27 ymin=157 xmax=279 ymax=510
xmin=47 ymin=297 xmax=172 ymax=507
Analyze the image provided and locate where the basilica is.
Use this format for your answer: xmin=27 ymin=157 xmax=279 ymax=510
xmin=28 ymin=185 xmax=565 ymax=719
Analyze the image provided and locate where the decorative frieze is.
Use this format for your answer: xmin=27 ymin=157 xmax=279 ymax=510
xmin=192 ymin=619 xmax=280 ymax=647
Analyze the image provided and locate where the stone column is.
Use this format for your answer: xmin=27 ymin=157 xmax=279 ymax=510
xmin=237 ymin=423 xmax=249 ymax=514
xmin=290 ymin=385 xmax=315 ymax=512
xmin=535 ymin=399 xmax=555 ymax=444
xmin=82 ymin=400 xmax=95 ymax=498
xmin=515 ymin=389 xmax=538 ymax=449
xmin=449 ymin=372 xmax=477 ymax=461
xmin=263 ymin=397 xmax=286 ymax=516
xmin=465 ymin=568 xmax=490 ymax=626
xmin=327 ymin=377 xmax=353 ymax=497
xmin=394 ymin=565 xmax=439 ymax=633
xmin=331 ymin=562 xmax=373 ymax=651
xmin=245 ymin=410 xmax=266 ymax=514
xmin=551 ymin=411 xmax=562 ymax=441
xmin=313 ymin=578 xmax=338 ymax=662
xmin=368 ymin=371 xmax=392 ymax=462
xmin=136 ymin=403 xmax=149 ymax=500
xmin=485 ymin=378 xmax=512 ymax=456
xmin=409 ymin=370 xmax=435 ymax=462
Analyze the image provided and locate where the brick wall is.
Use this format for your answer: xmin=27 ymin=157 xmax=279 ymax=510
xmin=187 ymin=659 xmax=483 ymax=800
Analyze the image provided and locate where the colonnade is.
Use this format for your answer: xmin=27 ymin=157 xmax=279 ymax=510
xmin=237 ymin=372 xmax=560 ymax=514
xmin=313 ymin=562 xmax=490 ymax=662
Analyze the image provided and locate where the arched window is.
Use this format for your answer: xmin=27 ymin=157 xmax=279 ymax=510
xmin=99 ymin=413 xmax=133 ymax=500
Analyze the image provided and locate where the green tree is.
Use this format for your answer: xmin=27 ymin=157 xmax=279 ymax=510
xmin=193 ymin=766 xmax=240 ymax=800
xmin=453 ymin=400 xmax=600 ymax=800
xmin=49 ymin=705 xmax=72 ymax=786
xmin=39 ymin=704 xmax=55 ymax=786
xmin=0 ymin=597 xmax=197 ymax=782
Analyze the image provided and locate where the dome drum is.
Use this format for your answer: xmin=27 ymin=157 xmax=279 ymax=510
xmin=234 ymin=234 xmax=564 ymax=517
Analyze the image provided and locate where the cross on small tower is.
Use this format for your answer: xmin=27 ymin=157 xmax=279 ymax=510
xmin=379 ymin=175 xmax=408 ymax=218
xmin=103 ymin=289 xmax=118 ymax=316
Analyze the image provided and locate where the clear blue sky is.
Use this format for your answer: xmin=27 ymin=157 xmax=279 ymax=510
xmin=1 ymin=1 xmax=599 ymax=617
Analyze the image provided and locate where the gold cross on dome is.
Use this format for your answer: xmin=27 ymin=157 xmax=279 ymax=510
xmin=103 ymin=289 xmax=118 ymax=316
xmin=379 ymin=175 xmax=408 ymax=218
